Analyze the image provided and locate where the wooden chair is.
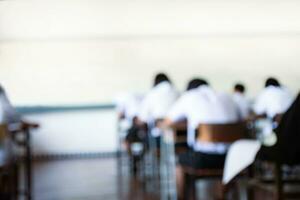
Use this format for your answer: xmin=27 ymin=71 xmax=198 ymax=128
xmin=0 ymin=124 xmax=18 ymax=200
xmin=246 ymin=161 xmax=300 ymax=200
xmin=247 ymin=148 xmax=300 ymax=200
xmin=171 ymin=120 xmax=189 ymax=155
xmin=183 ymin=122 xmax=249 ymax=200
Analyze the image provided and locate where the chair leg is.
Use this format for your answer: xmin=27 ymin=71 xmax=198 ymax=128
xmin=246 ymin=186 xmax=254 ymax=200
xmin=246 ymin=165 xmax=255 ymax=200
xmin=184 ymin=174 xmax=196 ymax=200
xmin=12 ymin=163 xmax=19 ymax=200
xmin=220 ymin=183 xmax=228 ymax=200
xmin=275 ymin=162 xmax=283 ymax=200
xmin=221 ymin=180 xmax=244 ymax=200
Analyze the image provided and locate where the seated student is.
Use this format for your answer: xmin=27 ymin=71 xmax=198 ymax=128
xmin=252 ymin=77 xmax=294 ymax=120
xmin=115 ymin=92 xmax=144 ymax=143
xmin=115 ymin=93 xmax=146 ymax=175
xmin=0 ymin=84 xmax=39 ymax=128
xmin=115 ymin=92 xmax=143 ymax=128
xmin=258 ymin=92 xmax=300 ymax=164
xmin=138 ymin=73 xmax=178 ymax=137
xmin=0 ymin=85 xmax=22 ymax=124
xmin=170 ymin=78 xmax=212 ymax=149
xmin=232 ymin=83 xmax=251 ymax=120
xmin=164 ymin=79 xmax=241 ymax=199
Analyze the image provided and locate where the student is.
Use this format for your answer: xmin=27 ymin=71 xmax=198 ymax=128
xmin=138 ymin=73 xmax=178 ymax=135
xmin=252 ymin=77 xmax=294 ymax=119
xmin=258 ymin=92 xmax=300 ymax=164
xmin=0 ymin=85 xmax=22 ymax=124
xmin=168 ymin=78 xmax=211 ymax=148
xmin=0 ymin=84 xmax=39 ymax=128
xmin=232 ymin=83 xmax=251 ymax=120
xmin=164 ymin=79 xmax=240 ymax=199
xmin=115 ymin=93 xmax=145 ymax=175
xmin=115 ymin=92 xmax=143 ymax=128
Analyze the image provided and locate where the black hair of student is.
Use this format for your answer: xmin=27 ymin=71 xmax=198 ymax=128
xmin=234 ymin=83 xmax=245 ymax=93
xmin=186 ymin=78 xmax=209 ymax=91
xmin=153 ymin=73 xmax=171 ymax=86
xmin=265 ymin=77 xmax=281 ymax=88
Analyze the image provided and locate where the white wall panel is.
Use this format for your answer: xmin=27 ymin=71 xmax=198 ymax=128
xmin=26 ymin=110 xmax=118 ymax=155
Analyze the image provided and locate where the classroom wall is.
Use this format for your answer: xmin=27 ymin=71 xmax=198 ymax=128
xmin=25 ymin=109 xmax=118 ymax=155
xmin=1 ymin=0 xmax=300 ymax=106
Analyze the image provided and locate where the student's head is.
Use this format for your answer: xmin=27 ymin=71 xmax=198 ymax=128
xmin=265 ymin=77 xmax=281 ymax=88
xmin=186 ymin=78 xmax=209 ymax=91
xmin=153 ymin=73 xmax=170 ymax=86
xmin=234 ymin=83 xmax=246 ymax=94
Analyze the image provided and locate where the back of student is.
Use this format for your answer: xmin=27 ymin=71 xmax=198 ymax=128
xmin=0 ymin=85 xmax=21 ymax=124
xmin=166 ymin=79 xmax=241 ymax=199
xmin=138 ymin=73 xmax=178 ymax=126
xmin=168 ymin=81 xmax=240 ymax=154
xmin=253 ymin=77 xmax=294 ymax=119
xmin=232 ymin=83 xmax=251 ymax=120
xmin=190 ymin=85 xmax=240 ymax=153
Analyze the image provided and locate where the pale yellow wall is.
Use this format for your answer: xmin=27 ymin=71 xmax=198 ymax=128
xmin=0 ymin=0 xmax=300 ymax=105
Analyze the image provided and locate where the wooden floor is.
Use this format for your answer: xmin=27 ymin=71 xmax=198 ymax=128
xmin=30 ymin=157 xmax=300 ymax=200
xmin=33 ymin=158 xmax=159 ymax=200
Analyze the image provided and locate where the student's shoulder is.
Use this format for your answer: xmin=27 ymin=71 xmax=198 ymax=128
xmin=217 ymin=91 xmax=233 ymax=99
xmin=173 ymin=90 xmax=196 ymax=103
xmin=183 ymin=89 xmax=201 ymax=99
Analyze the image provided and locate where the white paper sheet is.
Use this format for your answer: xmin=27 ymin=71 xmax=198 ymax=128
xmin=222 ymin=139 xmax=261 ymax=184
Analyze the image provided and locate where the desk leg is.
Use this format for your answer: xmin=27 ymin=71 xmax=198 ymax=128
xmin=25 ymin=129 xmax=32 ymax=200
xmin=275 ymin=162 xmax=283 ymax=200
xmin=13 ymin=162 xmax=19 ymax=200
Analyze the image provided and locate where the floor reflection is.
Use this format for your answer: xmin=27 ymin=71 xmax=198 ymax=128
xmin=34 ymin=158 xmax=159 ymax=200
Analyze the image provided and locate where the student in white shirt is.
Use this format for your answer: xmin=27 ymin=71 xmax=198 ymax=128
xmin=115 ymin=92 xmax=143 ymax=129
xmin=0 ymin=85 xmax=39 ymax=128
xmin=232 ymin=83 xmax=251 ymax=120
xmin=252 ymin=77 xmax=294 ymax=119
xmin=0 ymin=85 xmax=22 ymax=124
xmin=0 ymin=85 xmax=39 ymax=169
xmin=138 ymin=73 xmax=178 ymax=136
xmin=164 ymin=79 xmax=240 ymax=199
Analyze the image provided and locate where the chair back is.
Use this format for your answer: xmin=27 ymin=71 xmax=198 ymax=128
xmin=197 ymin=122 xmax=247 ymax=143
xmin=171 ymin=120 xmax=187 ymax=132
xmin=0 ymin=124 xmax=7 ymax=142
xmin=171 ymin=120 xmax=188 ymax=142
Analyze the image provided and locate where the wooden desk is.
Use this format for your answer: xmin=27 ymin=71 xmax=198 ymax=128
xmin=8 ymin=122 xmax=39 ymax=200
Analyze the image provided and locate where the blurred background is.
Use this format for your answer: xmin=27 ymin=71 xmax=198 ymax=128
xmin=0 ymin=0 xmax=300 ymax=199
xmin=1 ymin=0 xmax=300 ymax=156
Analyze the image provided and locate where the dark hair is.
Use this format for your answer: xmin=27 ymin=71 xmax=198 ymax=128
xmin=153 ymin=73 xmax=170 ymax=86
xmin=186 ymin=78 xmax=209 ymax=91
xmin=265 ymin=77 xmax=281 ymax=88
xmin=234 ymin=83 xmax=245 ymax=93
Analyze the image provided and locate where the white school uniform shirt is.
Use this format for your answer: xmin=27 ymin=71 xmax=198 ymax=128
xmin=0 ymin=92 xmax=21 ymax=124
xmin=115 ymin=92 xmax=143 ymax=121
xmin=115 ymin=93 xmax=143 ymax=132
xmin=232 ymin=92 xmax=251 ymax=120
xmin=168 ymin=86 xmax=240 ymax=154
xmin=252 ymin=86 xmax=294 ymax=119
xmin=0 ymin=91 xmax=19 ymax=167
xmin=138 ymin=81 xmax=178 ymax=125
